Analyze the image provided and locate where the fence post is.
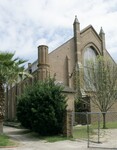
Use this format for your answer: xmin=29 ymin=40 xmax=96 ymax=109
xmin=63 ymin=109 xmax=73 ymax=137
xmin=98 ymin=113 xmax=100 ymax=143
xmin=86 ymin=113 xmax=90 ymax=148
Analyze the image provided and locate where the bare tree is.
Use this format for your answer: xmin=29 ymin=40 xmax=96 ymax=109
xmin=84 ymin=56 xmax=117 ymax=128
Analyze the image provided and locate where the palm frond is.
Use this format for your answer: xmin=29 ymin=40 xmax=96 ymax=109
xmin=0 ymin=51 xmax=32 ymax=84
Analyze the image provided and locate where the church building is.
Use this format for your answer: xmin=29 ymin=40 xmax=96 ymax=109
xmin=5 ymin=16 xmax=116 ymax=121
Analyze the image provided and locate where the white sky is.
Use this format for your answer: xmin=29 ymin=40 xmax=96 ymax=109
xmin=0 ymin=0 xmax=117 ymax=66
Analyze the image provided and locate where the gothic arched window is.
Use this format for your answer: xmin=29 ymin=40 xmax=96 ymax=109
xmin=84 ymin=47 xmax=97 ymax=67
xmin=83 ymin=46 xmax=97 ymax=90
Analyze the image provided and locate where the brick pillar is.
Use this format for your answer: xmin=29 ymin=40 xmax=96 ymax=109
xmin=63 ymin=109 xmax=73 ymax=137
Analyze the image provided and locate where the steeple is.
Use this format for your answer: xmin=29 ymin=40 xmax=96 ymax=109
xmin=99 ymin=27 xmax=106 ymax=56
xmin=99 ymin=27 xmax=105 ymax=38
xmin=74 ymin=15 xmax=80 ymax=24
xmin=73 ymin=15 xmax=81 ymax=63
xmin=73 ymin=15 xmax=80 ymax=31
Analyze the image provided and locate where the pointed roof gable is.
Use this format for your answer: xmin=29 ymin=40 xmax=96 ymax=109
xmin=80 ymin=25 xmax=101 ymax=41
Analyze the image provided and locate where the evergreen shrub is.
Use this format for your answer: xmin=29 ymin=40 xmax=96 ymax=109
xmin=17 ymin=78 xmax=67 ymax=135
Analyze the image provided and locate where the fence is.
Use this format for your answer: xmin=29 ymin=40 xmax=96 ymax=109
xmin=73 ymin=111 xmax=117 ymax=149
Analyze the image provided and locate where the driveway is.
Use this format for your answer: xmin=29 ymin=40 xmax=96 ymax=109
xmin=1 ymin=126 xmax=117 ymax=150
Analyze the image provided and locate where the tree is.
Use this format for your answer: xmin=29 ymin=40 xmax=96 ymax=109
xmin=84 ymin=56 xmax=117 ymax=128
xmin=17 ymin=78 xmax=67 ymax=136
xmin=0 ymin=52 xmax=31 ymax=134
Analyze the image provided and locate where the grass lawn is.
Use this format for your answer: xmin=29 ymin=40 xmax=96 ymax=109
xmin=73 ymin=121 xmax=117 ymax=140
xmin=101 ymin=121 xmax=117 ymax=129
xmin=73 ymin=125 xmax=88 ymax=139
xmin=73 ymin=125 xmax=95 ymax=139
xmin=40 ymin=135 xmax=73 ymax=142
xmin=32 ymin=121 xmax=117 ymax=142
xmin=0 ymin=134 xmax=16 ymax=147
xmin=91 ymin=121 xmax=117 ymax=129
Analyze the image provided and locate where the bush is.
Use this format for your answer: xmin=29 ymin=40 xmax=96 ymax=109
xmin=17 ymin=78 xmax=67 ymax=136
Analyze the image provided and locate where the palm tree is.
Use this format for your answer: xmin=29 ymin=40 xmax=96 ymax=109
xmin=0 ymin=52 xmax=32 ymax=134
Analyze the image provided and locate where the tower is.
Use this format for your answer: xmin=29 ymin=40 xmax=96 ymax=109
xmin=37 ymin=45 xmax=50 ymax=81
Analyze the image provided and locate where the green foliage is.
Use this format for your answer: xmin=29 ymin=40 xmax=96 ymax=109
xmin=0 ymin=51 xmax=31 ymax=130
xmin=17 ymin=78 xmax=67 ymax=136
xmin=0 ymin=51 xmax=29 ymax=84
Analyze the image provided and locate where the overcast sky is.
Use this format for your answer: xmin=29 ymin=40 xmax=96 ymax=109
xmin=0 ymin=0 xmax=117 ymax=66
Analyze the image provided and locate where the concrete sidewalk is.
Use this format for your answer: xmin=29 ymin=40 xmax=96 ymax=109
xmin=1 ymin=126 xmax=116 ymax=150
xmin=2 ymin=126 xmax=88 ymax=150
